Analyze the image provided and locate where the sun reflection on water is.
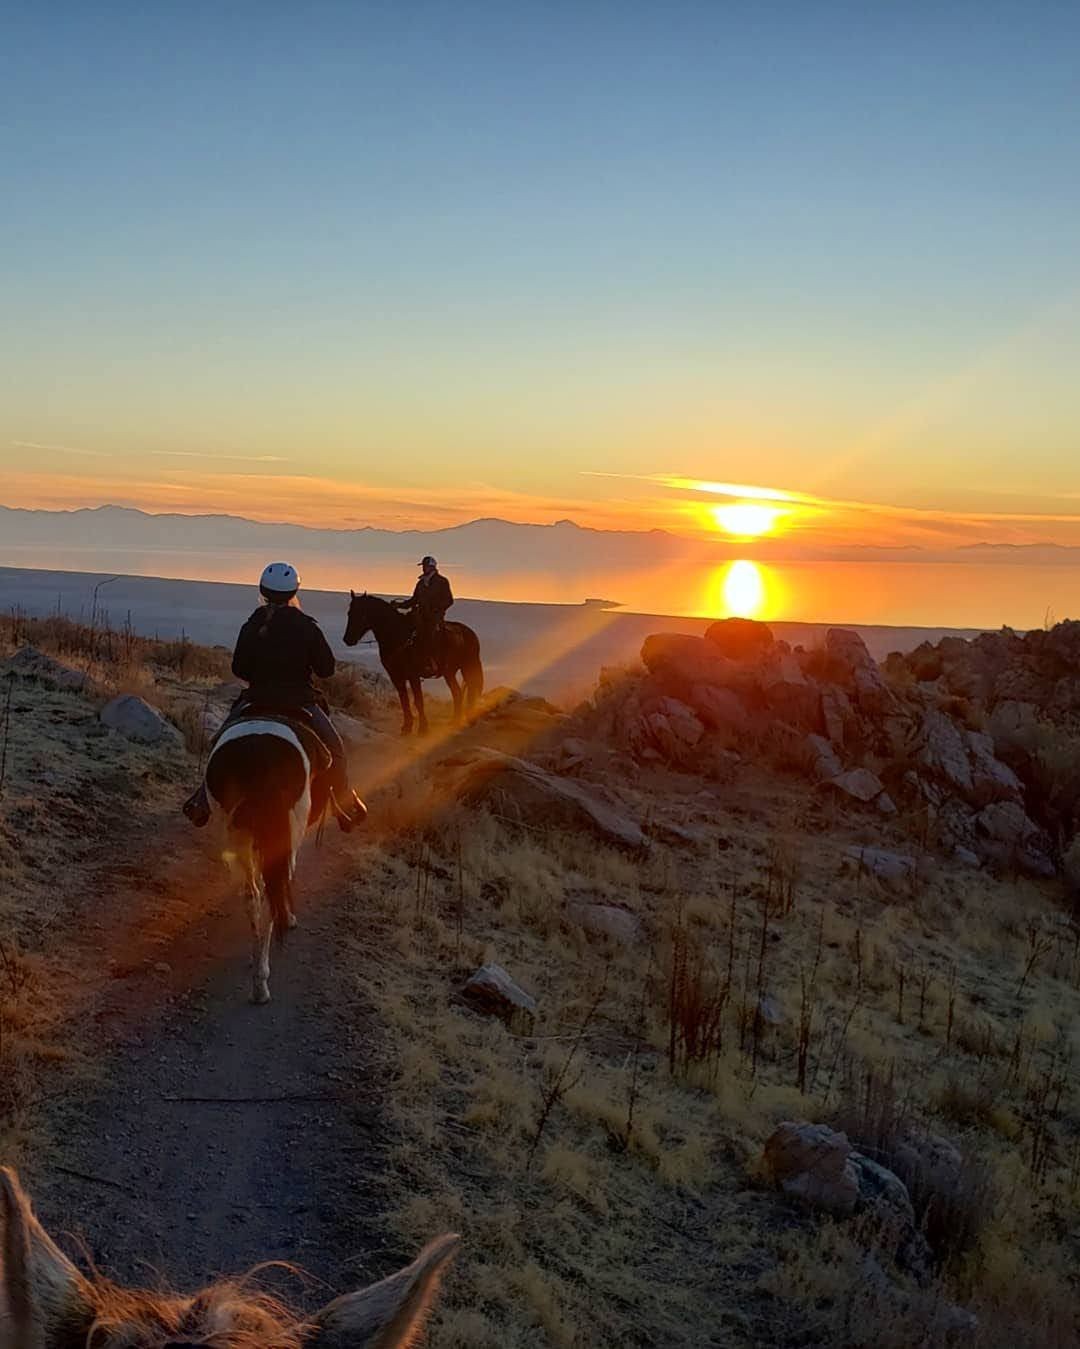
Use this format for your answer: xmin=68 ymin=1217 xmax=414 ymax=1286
xmin=702 ymin=559 xmax=775 ymax=619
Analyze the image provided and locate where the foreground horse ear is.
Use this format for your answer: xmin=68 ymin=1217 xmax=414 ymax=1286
xmin=0 ymin=1167 xmax=95 ymax=1349
xmin=350 ymin=589 xmax=356 ymax=599
xmin=308 ymin=1234 xmax=460 ymax=1348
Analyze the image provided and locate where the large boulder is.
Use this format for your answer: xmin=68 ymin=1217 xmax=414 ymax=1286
xmin=704 ymin=616 xmax=775 ymax=661
xmin=640 ymin=634 xmax=751 ymax=697
xmin=915 ymin=709 xmax=974 ymax=796
xmin=451 ymin=748 xmax=647 ymax=849
xmin=101 ymin=695 xmax=183 ymax=747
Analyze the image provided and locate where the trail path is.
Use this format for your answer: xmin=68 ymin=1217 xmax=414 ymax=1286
xmin=29 ymin=810 xmax=389 ymax=1302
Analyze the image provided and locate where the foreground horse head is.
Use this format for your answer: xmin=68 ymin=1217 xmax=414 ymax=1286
xmin=206 ymin=720 xmax=326 ymax=1004
xmin=0 ymin=1168 xmax=458 ymax=1348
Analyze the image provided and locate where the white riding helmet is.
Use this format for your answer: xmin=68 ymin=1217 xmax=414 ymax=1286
xmin=259 ymin=561 xmax=300 ymax=597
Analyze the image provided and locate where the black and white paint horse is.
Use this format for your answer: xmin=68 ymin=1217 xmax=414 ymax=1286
xmin=205 ymin=717 xmax=333 ymax=1004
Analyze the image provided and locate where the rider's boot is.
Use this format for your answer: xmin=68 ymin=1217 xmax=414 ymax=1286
xmin=332 ymin=789 xmax=368 ymax=834
xmin=182 ymin=782 xmax=212 ymax=827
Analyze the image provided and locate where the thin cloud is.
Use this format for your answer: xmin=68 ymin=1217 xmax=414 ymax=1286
xmin=11 ymin=440 xmax=112 ymax=458
xmin=148 ymin=451 xmax=291 ymax=463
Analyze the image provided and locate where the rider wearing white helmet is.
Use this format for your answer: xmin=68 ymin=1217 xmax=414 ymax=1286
xmin=392 ymin=555 xmax=454 ymax=675
xmin=182 ymin=563 xmax=366 ymax=831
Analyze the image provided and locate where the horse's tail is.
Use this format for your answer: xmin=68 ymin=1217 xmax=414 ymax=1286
xmin=463 ymin=632 xmax=484 ymax=710
xmin=232 ymin=790 xmax=294 ymax=944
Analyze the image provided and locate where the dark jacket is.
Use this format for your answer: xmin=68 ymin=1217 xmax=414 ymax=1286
xmin=404 ymin=571 xmax=453 ymax=618
xmin=231 ymin=604 xmax=335 ymax=707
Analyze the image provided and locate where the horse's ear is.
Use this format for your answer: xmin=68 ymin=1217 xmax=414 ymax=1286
xmin=308 ymin=1234 xmax=460 ymax=1348
xmin=350 ymin=589 xmax=356 ymax=600
xmin=0 ymin=1167 xmax=96 ymax=1345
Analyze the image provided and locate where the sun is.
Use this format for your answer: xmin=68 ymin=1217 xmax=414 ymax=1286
xmin=711 ymin=502 xmax=782 ymax=537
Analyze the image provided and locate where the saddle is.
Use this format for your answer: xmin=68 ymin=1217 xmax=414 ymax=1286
xmin=222 ymin=707 xmax=333 ymax=774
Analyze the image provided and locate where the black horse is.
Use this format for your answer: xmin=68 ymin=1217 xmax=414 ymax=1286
xmin=343 ymin=592 xmax=484 ymax=735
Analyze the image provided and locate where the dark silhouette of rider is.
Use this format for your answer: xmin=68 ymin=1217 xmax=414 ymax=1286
xmin=182 ymin=562 xmax=365 ymax=832
xmin=392 ymin=555 xmax=453 ymax=674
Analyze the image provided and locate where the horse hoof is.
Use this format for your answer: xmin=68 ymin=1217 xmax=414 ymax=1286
xmin=418 ymin=723 xmax=430 ymax=737
xmin=400 ymin=726 xmax=413 ymax=737
xmin=251 ymin=984 xmax=271 ymax=1005
xmin=287 ymin=912 xmax=298 ymax=930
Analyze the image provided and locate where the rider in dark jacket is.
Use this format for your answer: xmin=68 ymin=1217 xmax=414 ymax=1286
xmin=182 ymin=562 xmax=365 ymax=831
xmin=393 ymin=555 xmax=453 ymax=673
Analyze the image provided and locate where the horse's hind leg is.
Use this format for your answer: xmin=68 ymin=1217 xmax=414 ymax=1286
xmin=245 ymin=866 xmax=272 ymax=1005
xmin=445 ymin=671 xmax=463 ymax=723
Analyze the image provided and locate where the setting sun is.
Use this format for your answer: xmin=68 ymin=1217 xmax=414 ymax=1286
xmin=711 ymin=502 xmax=783 ymax=538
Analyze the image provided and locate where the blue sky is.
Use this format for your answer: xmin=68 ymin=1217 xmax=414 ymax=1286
xmin=2 ymin=1 xmax=1079 ymax=539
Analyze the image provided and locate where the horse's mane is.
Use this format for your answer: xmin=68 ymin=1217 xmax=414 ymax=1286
xmin=81 ymin=1271 xmax=307 ymax=1347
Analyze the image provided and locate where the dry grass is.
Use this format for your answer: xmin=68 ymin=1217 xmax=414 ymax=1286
xmin=333 ymin=749 xmax=1080 ymax=1345
xmin=2 ymin=619 xmax=1080 ymax=1344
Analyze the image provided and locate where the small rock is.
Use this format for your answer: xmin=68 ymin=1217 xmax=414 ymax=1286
xmin=757 ymin=994 xmax=783 ymax=1026
xmin=566 ymin=902 xmax=642 ymax=945
xmin=101 ymin=694 xmax=183 ymax=747
xmin=763 ymin=1121 xmax=859 ymax=1215
xmin=461 ymin=964 xmax=537 ymax=1026
xmin=845 ymin=845 xmax=916 ymax=883
xmin=954 ymin=846 xmax=981 ymax=868
xmin=153 ymin=962 xmax=172 ymax=976
xmin=824 ymin=767 xmax=887 ymax=804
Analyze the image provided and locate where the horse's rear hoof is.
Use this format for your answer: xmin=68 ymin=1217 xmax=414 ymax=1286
xmin=252 ymin=984 xmax=271 ymax=1005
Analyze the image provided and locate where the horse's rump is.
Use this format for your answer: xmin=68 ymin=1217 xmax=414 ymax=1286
xmin=206 ymin=723 xmax=311 ymax=942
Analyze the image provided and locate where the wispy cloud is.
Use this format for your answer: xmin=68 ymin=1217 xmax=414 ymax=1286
xmin=148 ymin=451 xmax=291 ymax=463
xmin=11 ymin=440 xmax=112 ymax=458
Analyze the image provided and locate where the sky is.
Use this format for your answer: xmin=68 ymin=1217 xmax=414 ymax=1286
xmin=2 ymin=1 xmax=1079 ymax=551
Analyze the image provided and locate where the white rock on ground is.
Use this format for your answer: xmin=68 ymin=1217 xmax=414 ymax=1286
xmin=462 ymin=963 xmax=537 ymax=1025
xmin=100 ymin=694 xmax=183 ymax=747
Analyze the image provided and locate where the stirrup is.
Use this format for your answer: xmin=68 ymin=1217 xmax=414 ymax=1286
xmin=332 ymin=789 xmax=368 ymax=834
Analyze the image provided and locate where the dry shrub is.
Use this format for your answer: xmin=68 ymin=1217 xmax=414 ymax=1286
xmin=832 ymin=1066 xmax=997 ymax=1267
xmin=318 ymin=661 xmax=389 ymax=716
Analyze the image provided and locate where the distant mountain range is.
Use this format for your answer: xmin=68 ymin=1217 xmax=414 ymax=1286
xmin=3 ymin=503 xmax=1079 ymax=570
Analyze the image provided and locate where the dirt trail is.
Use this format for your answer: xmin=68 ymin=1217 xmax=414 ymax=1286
xmin=28 ymin=812 xmax=390 ymax=1304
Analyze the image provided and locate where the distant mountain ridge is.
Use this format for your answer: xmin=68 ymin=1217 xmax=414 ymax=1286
xmin=2 ymin=503 xmax=1079 ymax=567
